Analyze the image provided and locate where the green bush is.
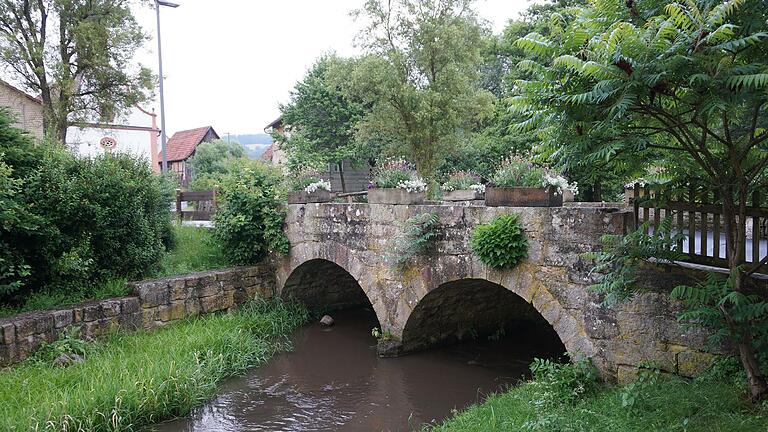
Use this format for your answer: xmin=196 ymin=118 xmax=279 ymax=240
xmin=213 ymin=159 xmax=289 ymax=265
xmin=470 ymin=214 xmax=528 ymax=269
xmin=0 ymin=110 xmax=173 ymax=304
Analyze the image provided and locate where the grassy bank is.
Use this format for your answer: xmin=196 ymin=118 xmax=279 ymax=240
xmin=0 ymin=299 xmax=308 ymax=431
xmin=154 ymin=224 xmax=229 ymax=277
xmin=429 ymin=360 xmax=768 ymax=432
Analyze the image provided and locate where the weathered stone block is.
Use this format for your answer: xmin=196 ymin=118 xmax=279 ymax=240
xmin=121 ymin=297 xmax=140 ymax=314
xmin=139 ymin=285 xmax=170 ymax=308
xmin=676 ymin=350 xmax=716 ymax=377
xmin=52 ymin=310 xmax=74 ymax=329
xmin=0 ymin=322 xmax=15 ymax=345
xmin=168 ymin=302 xmax=186 ymax=321
xmin=82 ymin=304 xmax=103 ymax=322
xmin=101 ymin=300 xmax=121 ymax=317
xmin=197 ymin=282 xmax=223 ymax=298
xmin=200 ymin=295 xmax=226 ymax=313
xmin=15 ymin=318 xmax=35 ymax=338
xmin=169 ymin=279 xmax=190 ymax=301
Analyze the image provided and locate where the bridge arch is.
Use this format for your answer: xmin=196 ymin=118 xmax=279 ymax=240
xmin=277 ymin=241 xmax=388 ymax=328
xmin=397 ymin=261 xmax=597 ymax=362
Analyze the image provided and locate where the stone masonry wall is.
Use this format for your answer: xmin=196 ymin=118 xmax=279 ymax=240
xmin=277 ymin=202 xmax=753 ymax=382
xmin=0 ymin=265 xmax=274 ymax=367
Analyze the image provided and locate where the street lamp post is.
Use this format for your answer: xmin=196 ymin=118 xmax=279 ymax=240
xmin=155 ymin=0 xmax=179 ymax=174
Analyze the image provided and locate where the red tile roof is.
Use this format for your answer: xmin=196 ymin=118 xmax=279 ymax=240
xmin=159 ymin=126 xmax=218 ymax=162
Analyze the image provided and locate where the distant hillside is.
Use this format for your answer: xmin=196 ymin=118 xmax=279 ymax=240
xmin=227 ymin=133 xmax=273 ymax=145
xmin=243 ymin=143 xmax=270 ymax=159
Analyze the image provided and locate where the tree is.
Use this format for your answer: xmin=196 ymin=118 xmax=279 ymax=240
xmin=0 ymin=0 xmax=153 ymax=143
xmin=341 ymin=0 xmax=495 ymax=184
xmin=188 ymin=139 xmax=245 ymax=178
xmin=280 ymin=55 xmax=367 ymax=192
xmin=512 ymin=0 xmax=768 ymax=399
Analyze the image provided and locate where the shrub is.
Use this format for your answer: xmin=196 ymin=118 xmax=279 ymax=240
xmin=213 ymin=160 xmax=289 ymax=265
xmin=528 ymin=357 xmax=599 ymax=407
xmin=391 ymin=213 xmax=440 ymax=265
xmin=470 ymin=214 xmax=528 ymax=269
xmin=0 ymin=110 xmax=174 ymax=303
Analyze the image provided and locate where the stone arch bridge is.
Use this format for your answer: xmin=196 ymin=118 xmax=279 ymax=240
xmin=275 ymin=202 xmax=713 ymax=381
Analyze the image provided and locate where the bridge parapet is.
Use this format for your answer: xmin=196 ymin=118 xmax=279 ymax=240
xmin=278 ymin=202 xmax=715 ymax=382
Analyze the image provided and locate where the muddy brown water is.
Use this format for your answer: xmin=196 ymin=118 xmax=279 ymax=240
xmin=155 ymin=308 xmax=564 ymax=432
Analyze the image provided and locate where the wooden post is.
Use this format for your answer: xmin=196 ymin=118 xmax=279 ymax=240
xmin=676 ymin=187 xmax=684 ymax=253
xmin=752 ymin=191 xmax=761 ymax=265
xmin=176 ymin=189 xmax=183 ymax=222
xmin=688 ymin=183 xmax=696 ymax=256
xmin=633 ymin=183 xmax=640 ymax=230
xmin=653 ymin=186 xmax=661 ymax=237
xmin=700 ymin=188 xmax=708 ymax=258
xmin=713 ymin=190 xmax=721 ymax=261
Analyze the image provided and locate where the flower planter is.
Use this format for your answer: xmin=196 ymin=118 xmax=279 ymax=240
xmin=287 ymin=190 xmax=331 ymax=204
xmin=368 ymin=188 xmax=425 ymax=205
xmin=484 ymin=186 xmax=563 ymax=207
xmin=563 ymin=190 xmax=575 ymax=203
xmin=442 ymin=189 xmax=483 ymax=202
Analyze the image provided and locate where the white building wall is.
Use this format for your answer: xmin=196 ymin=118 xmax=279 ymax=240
xmin=67 ymin=126 xmax=154 ymax=164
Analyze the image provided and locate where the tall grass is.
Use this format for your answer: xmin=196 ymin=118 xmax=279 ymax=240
xmin=154 ymin=224 xmax=230 ymax=277
xmin=0 ymin=299 xmax=308 ymax=431
xmin=427 ymin=365 xmax=768 ymax=431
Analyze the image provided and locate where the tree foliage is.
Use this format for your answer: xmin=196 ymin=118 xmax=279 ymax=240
xmin=280 ymin=55 xmax=369 ymax=189
xmin=340 ymin=0 xmax=495 ymax=183
xmin=512 ymin=0 xmax=768 ymax=399
xmin=0 ymin=0 xmax=153 ymax=142
xmin=212 ymin=160 xmax=289 ymax=265
xmin=187 ymin=139 xmax=246 ymax=191
xmin=0 ymin=110 xmax=173 ymax=302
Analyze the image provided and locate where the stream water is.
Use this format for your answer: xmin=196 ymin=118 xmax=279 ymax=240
xmin=155 ymin=308 xmax=564 ymax=432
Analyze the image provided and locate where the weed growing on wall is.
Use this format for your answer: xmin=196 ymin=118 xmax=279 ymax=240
xmin=391 ymin=212 xmax=440 ymax=265
xmin=470 ymin=214 xmax=528 ymax=269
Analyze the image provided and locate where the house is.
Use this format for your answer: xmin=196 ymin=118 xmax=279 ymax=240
xmin=0 ymin=79 xmax=44 ymax=139
xmin=67 ymin=106 xmax=161 ymax=171
xmin=263 ymin=116 xmax=371 ymax=192
xmin=158 ymin=126 xmax=219 ymax=185
xmin=261 ymin=117 xmax=288 ymax=165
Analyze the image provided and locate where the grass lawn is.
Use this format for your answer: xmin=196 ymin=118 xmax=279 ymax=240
xmin=154 ymin=224 xmax=229 ymax=278
xmin=428 ymin=366 xmax=768 ymax=432
xmin=0 ymin=299 xmax=307 ymax=431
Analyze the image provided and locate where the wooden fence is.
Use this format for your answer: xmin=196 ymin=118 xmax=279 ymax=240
xmin=632 ymin=183 xmax=768 ymax=274
xmin=175 ymin=189 xmax=216 ymax=221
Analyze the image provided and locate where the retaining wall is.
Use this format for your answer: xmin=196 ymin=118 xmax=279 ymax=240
xmin=0 ymin=265 xmax=274 ymax=366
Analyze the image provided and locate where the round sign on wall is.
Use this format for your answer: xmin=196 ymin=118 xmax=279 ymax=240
xmin=100 ymin=136 xmax=118 ymax=150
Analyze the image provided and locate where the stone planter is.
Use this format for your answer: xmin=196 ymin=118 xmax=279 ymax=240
xmin=442 ymin=189 xmax=483 ymax=202
xmin=485 ymin=186 xmax=563 ymax=207
xmin=287 ymin=190 xmax=331 ymax=204
xmin=368 ymin=188 xmax=425 ymax=205
xmin=563 ymin=190 xmax=575 ymax=203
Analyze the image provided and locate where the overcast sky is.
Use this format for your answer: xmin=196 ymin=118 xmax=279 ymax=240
xmin=132 ymin=0 xmax=534 ymax=135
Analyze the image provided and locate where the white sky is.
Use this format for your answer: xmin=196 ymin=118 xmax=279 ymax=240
xmin=7 ymin=0 xmax=527 ymax=137
xmin=131 ymin=0 xmax=535 ymax=136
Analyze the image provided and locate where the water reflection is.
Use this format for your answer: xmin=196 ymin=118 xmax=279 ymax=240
xmin=155 ymin=308 xmax=563 ymax=432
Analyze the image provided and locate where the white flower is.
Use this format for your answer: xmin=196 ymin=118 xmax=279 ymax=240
xmin=544 ymin=175 xmax=578 ymax=196
xmin=304 ymin=180 xmax=331 ymax=194
xmin=397 ymin=178 xmax=427 ymax=193
xmin=469 ymin=183 xmax=486 ymax=194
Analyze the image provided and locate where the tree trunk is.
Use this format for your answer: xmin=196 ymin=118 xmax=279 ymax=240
xmin=722 ymin=187 xmax=768 ymax=401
